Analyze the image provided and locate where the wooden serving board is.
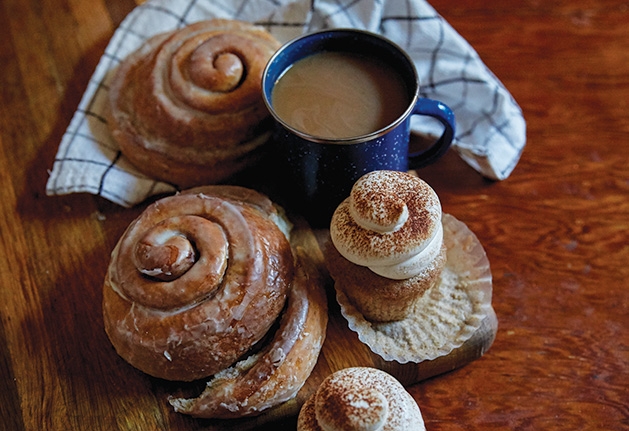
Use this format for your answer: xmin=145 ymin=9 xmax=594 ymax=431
xmin=194 ymin=214 xmax=498 ymax=430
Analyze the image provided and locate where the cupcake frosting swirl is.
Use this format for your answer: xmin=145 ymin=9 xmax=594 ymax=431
xmin=297 ymin=367 xmax=425 ymax=431
xmin=330 ymin=171 xmax=443 ymax=280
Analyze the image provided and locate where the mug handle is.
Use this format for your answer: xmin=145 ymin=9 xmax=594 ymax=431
xmin=408 ymin=98 xmax=456 ymax=169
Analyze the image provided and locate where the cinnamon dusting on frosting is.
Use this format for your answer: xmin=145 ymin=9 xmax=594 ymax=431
xmin=330 ymin=170 xmax=443 ymax=279
xmin=297 ymin=367 xmax=425 ymax=431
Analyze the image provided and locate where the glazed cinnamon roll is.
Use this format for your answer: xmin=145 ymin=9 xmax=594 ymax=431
xmin=169 ymin=247 xmax=328 ymax=418
xmin=102 ymin=186 xmax=294 ymax=382
xmin=108 ymin=19 xmax=281 ymax=187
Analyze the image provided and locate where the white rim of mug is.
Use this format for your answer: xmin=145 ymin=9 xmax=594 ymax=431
xmin=262 ymin=28 xmax=420 ymax=145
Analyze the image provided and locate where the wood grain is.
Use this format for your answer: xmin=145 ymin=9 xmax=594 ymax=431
xmin=1 ymin=0 xmax=628 ymax=430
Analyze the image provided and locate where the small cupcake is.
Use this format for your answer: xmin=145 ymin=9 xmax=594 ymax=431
xmin=326 ymin=171 xmax=494 ymax=364
xmin=328 ymin=170 xmax=447 ymax=322
xmin=297 ymin=367 xmax=425 ymax=431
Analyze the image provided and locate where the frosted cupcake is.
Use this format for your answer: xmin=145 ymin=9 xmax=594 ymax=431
xmin=328 ymin=170 xmax=447 ymax=322
xmin=327 ymin=170 xmax=494 ymax=363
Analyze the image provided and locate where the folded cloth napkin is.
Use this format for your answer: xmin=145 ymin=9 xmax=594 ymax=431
xmin=46 ymin=0 xmax=526 ymax=207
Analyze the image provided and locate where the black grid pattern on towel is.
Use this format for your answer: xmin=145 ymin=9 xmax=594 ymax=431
xmin=46 ymin=0 xmax=526 ymax=207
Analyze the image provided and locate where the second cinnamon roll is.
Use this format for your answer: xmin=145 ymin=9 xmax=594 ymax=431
xmin=108 ymin=19 xmax=281 ymax=187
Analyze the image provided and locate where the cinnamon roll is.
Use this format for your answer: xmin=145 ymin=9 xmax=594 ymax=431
xmin=169 ymin=247 xmax=328 ymax=418
xmin=108 ymin=19 xmax=281 ymax=187
xmin=102 ymin=186 xmax=294 ymax=382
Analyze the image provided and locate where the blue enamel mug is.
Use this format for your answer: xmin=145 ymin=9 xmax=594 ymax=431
xmin=262 ymin=29 xmax=455 ymax=227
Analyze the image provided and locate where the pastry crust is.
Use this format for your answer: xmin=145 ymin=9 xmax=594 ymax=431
xmin=102 ymin=186 xmax=294 ymax=381
xmin=108 ymin=19 xmax=281 ymax=187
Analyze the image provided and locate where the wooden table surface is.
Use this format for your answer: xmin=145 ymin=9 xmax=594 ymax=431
xmin=1 ymin=0 xmax=628 ymax=430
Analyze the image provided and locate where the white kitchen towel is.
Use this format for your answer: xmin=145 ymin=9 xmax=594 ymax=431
xmin=46 ymin=0 xmax=526 ymax=207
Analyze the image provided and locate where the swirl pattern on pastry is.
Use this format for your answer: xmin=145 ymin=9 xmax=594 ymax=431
xmin=108 ymin=19 xmax=281 ymax=187
xmin=297 ymin=367 xmax=425 ymax=431
xmin=169 ymin=247 xmax=328 ymax=418
xmin=102 ymin=186 xmax=294 ymax=382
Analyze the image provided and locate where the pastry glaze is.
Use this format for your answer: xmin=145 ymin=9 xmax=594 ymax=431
xmin=108 ymin=19 xmax=281 ymax=187
xmin=169 ymin=247 xmax=328 ymax=418
xmin=297 ymin=367 xmax=425 ymax=431
xmin=103 ymin=186 xmax=294 ymax=382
